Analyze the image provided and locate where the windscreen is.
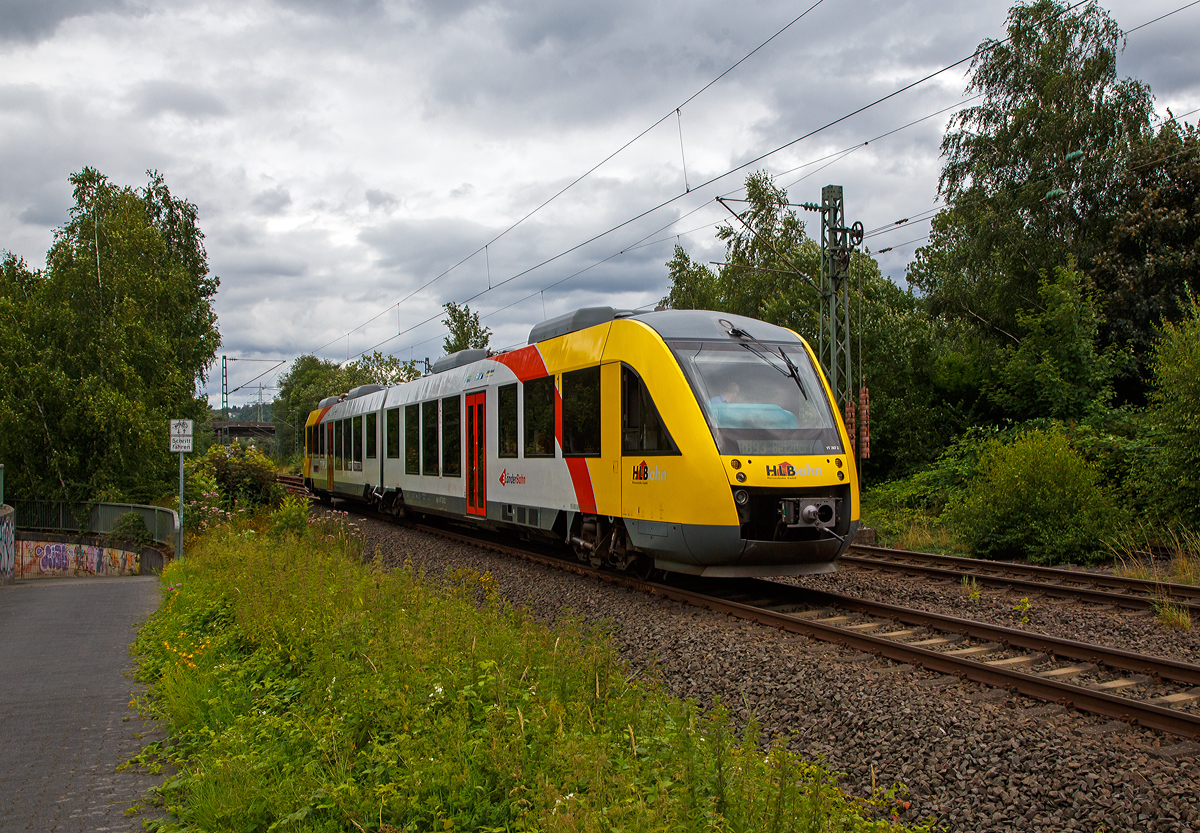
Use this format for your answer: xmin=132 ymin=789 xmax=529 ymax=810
xmin=671 ymin=340 xmax=843 ymax=456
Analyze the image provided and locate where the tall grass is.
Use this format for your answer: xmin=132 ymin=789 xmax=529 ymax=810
xmin=1109 ymin=524 xmax=1200 ymax=587
xmin=132 ymin=513 xmax=925 ymax=832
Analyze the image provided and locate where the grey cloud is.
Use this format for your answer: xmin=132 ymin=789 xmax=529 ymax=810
xmin=17 ymin=195 xmax=67 ymax=227
xmin=131 ymin=80 xmax=228 ymax=120
xmin=0 ymin=0 xmax=128 ymax=43
xmin=252 ymin=187 xmax=292 ymax=216
xmin=365 ymin=188 xmax=398 ymax=211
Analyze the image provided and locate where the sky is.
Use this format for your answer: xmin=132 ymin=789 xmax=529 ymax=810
xmin=2 ymin=0 xmax=1198 ymax=407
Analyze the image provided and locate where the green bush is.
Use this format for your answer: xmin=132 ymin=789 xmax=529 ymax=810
xmin=108 ymin=511 xmax=153 ymax=549
xmin=191 ymin=441 xmax=281 ymax=509
xmin=949 ymin=427 xmax=1118 ymax=565
xmin=268 ymin=493 xmax=310 ymax=539
xmin=1148 ymin=291 xmax=1200 ymax=528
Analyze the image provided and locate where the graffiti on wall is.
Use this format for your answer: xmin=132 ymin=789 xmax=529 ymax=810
xmin=0 ymin=512 xmax=14 ymax=581
xmin=17 ymin=540 xmax=140 ymax=578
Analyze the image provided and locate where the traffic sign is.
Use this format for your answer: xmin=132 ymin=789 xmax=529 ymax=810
xmin=170 ymin=419 xmax=193 ymax=436
xmin=170 ymin=436 xmax=194 ymax=453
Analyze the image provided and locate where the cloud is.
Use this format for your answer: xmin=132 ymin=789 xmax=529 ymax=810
xmin=251 ymin=187 xmax=292 ymax=215
xmin=365 ymin=188 xmax=398 ymax=211
xmin=131 ymin=80 xmax=228 ymax=120
xmin=0 ymin=0 xmax=129 ymax=43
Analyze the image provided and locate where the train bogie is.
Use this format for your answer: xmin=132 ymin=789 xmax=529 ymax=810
xmin=302 ymin=307 xmax=858 ymax=577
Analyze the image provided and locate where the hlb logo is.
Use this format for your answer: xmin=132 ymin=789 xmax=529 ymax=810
xmin=766 ymin=461 xmax=796 ymax=478
xmin=766 ymin=461 xmax=822 ymax=478
xmin=631 ymin=461 xmax=666 ymax=483
xmin=497 ymin=468 xmax=526 ymax=486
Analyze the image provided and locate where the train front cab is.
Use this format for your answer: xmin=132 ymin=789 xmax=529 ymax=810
xmin=567 ymin=310 xmax=858 ymax=578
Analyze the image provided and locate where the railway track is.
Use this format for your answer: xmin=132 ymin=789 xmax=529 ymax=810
xmin=843 ymin=545 xmax=1200 ymax=614
xmin=276 ymin=474 xmax=1200 ymax=739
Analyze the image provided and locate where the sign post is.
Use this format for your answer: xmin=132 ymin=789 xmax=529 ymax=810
xmin=170 ymin=420 xmax=193 ymax=562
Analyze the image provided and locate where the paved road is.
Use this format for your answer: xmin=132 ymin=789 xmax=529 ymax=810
xmin=0 ymin=576 xmax=167 ymax=832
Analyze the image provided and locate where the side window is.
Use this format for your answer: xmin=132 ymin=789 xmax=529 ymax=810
xmin=352 ymin=416 xmax=363 ymax=468
xmin=562 ymin=366 xmax=601 ymax=456
xmin=442 ymin=396 xmax=461 ymax=477
xmin=386 ymin=408 xmax=400 ymax=459
xmin=498 ymin=383 xmax=518 ymax=458
xmin=422 ymin=400 xmax=440 ymax=475
xmin=405 ymin=404 xmax=419 ymax=475
xmin=622 ymin=365 xmax=678 ymax=455
xmin=320 ymin=422 xmax=326 ymax=455
xmin=334 ymin=419 xmax=344 ymax=470
xmin=366 ymin=412 xmax=377 ymax=459
xmin=523 ymin=376 xmax=556 ymax=458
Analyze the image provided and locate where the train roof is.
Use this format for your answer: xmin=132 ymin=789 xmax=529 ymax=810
xmin=524 ymin=306 xmax=802 ymax=346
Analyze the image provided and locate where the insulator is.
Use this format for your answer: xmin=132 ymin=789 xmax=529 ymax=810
xmin=858 ymin=387 xmax=871 ymax=459
xmin=844 ymin=397 xmax=856 ymax=458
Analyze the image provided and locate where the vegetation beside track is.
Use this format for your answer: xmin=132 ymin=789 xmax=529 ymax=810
xmin=131 ymin=509 xmax=927 ymax=832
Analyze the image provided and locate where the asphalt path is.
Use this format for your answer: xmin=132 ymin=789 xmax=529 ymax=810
xmin=0 ymin=576 xmax=167 ymax=832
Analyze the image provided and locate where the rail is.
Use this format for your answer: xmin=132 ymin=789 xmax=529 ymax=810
xmin=11 ymin=501 xmax=178 ymax=548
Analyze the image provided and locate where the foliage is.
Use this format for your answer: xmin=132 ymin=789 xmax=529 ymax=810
xmin=109 ymin=512 xmax=154 ymax=550
xmin=0 ymin=169 xmax=219 ymax=502
xmin=272 ymin=352 xmax=420 ymax=459
xmin=132 ymin=527 xmax=926 ymax=833
xmin=987 ymin=259 xmax=1128 ymax=420
xmin=191 ymin=442 xmax=281 ymax=509
xmin=1093 ymin=119 xmax=1200 ymax=401
xmin=441 ymin=301 xmax=491 ymax=354
xmin=949 ymin=426 xmax=1117 ymax=564
xmin=1146 ymin=291 xmax=1200 ymax=528
xmin=269 ymin=493 xmax=310 ymax=539
xmin=912 ymin=0 xmax=1154 ymax=349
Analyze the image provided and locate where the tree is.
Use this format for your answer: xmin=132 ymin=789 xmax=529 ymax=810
xmin=1093 ymin=119 xmax=1200 ymax=401
xmin=910 ymin=0 xmax=1154 ymax=345
xmin=271 ymin=351 xmax=420 ymax=458
xmin=1147 ymin=291 xmax=1200 ymax=527
xmin=441 ymin=302 xmax=490 ymax=354
xmin=988 ymin=259 xmax=1127 ymax=421
xmin=0 ymin=169 xmax=220 ymax=502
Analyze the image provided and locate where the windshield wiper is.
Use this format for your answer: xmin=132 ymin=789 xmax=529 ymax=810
xmin=736 ymin=341 xmax=809 ymax=401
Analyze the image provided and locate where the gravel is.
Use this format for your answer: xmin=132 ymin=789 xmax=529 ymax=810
xmin=356 ymin=513 xmax=1200 ymax=833
xmin=792 ymin=566 xmax=1200 ymax=666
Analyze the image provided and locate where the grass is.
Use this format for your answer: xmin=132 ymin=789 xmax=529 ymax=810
xmin=1110 ymin=525 xmax=1200 ymax=586
xmin=131 ymin=508 xmax=928 ymax=833
xmin=1152 ymin=599 xmax=1192 ymax=631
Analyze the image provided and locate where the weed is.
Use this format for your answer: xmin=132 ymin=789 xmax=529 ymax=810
xmin=1012 ymin=597 xmax=1032 ymax=624
xmin=131 ymin=524 xmax=928 ymax=832
xmin=1152 ymin=599 xmax=1192 ymax=631
xmin=960 ymin=575 xmax=981 ymax=604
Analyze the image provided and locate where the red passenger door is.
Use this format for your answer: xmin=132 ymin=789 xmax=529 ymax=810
xmin=466 ymin=391 xmax=486 ymax=516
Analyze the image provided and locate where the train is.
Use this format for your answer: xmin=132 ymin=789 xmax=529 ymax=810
xmin=301 ymin=307 xmax=859 ymax=577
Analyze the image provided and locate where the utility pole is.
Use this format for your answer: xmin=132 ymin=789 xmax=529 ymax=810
xmin=816 ymin=185 xmax=863 ymax=410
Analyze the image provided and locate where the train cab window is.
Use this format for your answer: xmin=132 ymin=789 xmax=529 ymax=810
xmin=352 ymin=416 xmax=363 ymax=468
xmin=498 ymin=384 xmax=518 ymax=458
xmin=622 ymin=365 xmax=679 ymax=455
xmin=404 ymin=404 xmax=419 ymax=475
xmin=334 ymin=419 xmax=344 ymax=470
xmin=366 ymin=412 xmax=377 ymax=459
xmin=386 ymin=408 xmax=400 ymax=459
xmin=562 ymin=366 xmax=601 ymax=457
xmin=442 ymin=396 xmax=461 ymax=477
xmin=422 ymin=400 xmax=440 ymax=475
xmin=524 ymin=376 xmax=555 ymax=458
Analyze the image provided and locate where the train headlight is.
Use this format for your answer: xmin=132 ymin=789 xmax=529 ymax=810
xmin=837 ymin=470 xmax=845 ymax=481
xmin=734 ymin=489 xmax=750 ymax=506
xmin=730 ymin=458 xmax=741 ymax=470
xmin=736 ymin=472 xmax=747 ymax=483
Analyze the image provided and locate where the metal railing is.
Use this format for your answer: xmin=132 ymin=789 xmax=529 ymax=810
xmin=11 ymin=501 xmax=178 ymax=547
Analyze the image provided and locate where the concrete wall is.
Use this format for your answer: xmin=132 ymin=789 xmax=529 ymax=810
xmin=12 ymin=532 xmax=164 ymax=579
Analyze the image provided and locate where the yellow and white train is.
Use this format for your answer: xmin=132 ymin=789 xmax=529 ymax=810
xmin=302 ymin=307 xmax=859 ymax=577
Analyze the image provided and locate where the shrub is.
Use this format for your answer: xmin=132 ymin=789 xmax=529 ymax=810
xmin=1148 ymin=291 xmax=1200 ymax=527
xmin=191 ymin=441 xmax=281 ymax=509
xmin=108 ymin=511 xmax=153 ymax=549
xmin=269 ymin=493 xmax=310 ymax=540
xmin=949 ymin=426 xmax=1118 ymax=565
